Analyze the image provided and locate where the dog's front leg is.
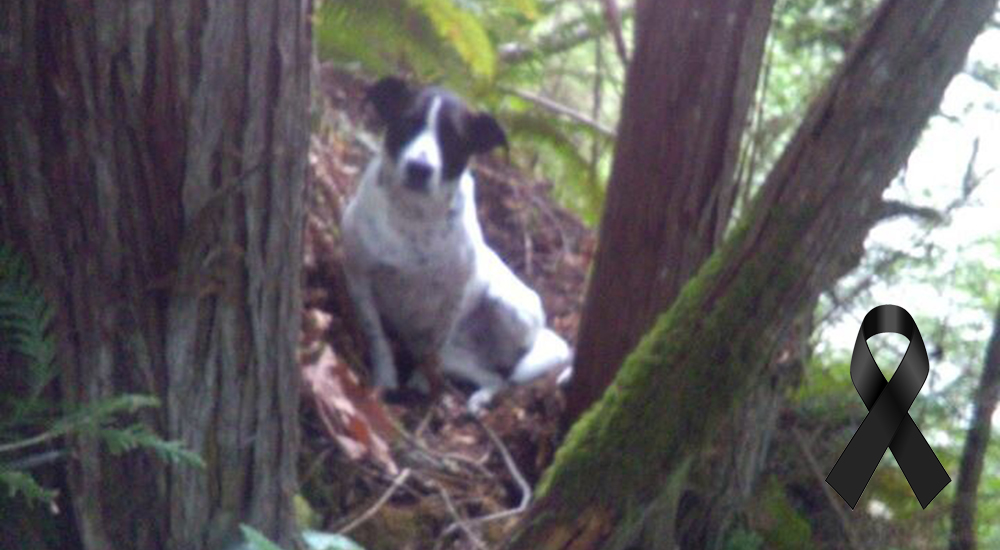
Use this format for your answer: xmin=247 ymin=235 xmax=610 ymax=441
xmin=345 ymin=270 xmax=398 ymax=389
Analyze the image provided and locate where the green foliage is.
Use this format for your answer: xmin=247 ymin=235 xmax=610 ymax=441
xmin=722 ymin=527 xmax=764 ymax=550
xmin=315 ymin=0 xmax=500 ymax=86
xmin=92 ymin=422 xmax=205 ymax=466
xmin=0 ymin=244 xmax=203 ymax=510
xmin=735 ymin=0 xmax=879 ymax=212
xmin=0 ymin=470 xmax=57 ymax=506
xmin=0 ymin=244 xmax=56 ymax=399
xmin=502 ymin=111 xmax=606 ymax=224
xmin=759 ymin=479 xmax=813 ymax=550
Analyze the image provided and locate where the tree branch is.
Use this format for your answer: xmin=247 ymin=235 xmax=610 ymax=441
xmin=501 ymin=87 xmax=617 ymax=138
xmin=599 ymin=0 xmax=630 ymax=65
xmin=499 ymin=6 xmax=636 ymax=65
xmin=949 ymin=302 xmax=1000 ymax=550
xmin=877 ymin=200 xmax=944 ymax=223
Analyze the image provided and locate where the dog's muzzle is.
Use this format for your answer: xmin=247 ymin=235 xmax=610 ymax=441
xmin=404 ymin=161 xmax=433 ymax=192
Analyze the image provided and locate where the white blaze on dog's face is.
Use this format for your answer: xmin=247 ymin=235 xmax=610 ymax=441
xmin=367 ymin=77 xmax=507 ymax=210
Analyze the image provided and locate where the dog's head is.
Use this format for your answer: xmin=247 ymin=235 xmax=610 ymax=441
xmin=366 ymin=77 xmax=507 ymax=204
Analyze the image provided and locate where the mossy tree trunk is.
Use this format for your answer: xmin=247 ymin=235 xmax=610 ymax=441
xmin=505 ymin=0 xmax=998 ymax=548
xmin=564 ymin=1 xmax=784 ymax=544
xmin=0 ymin=1 xmax=311 ymax=549
xmin=566 ymin=0 xmax=774 ymax=422
xmin=950 ymin=302 xmax=1000 ymax=550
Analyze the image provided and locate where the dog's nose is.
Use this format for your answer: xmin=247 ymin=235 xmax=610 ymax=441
xmin=404 ymin=161 xmax=433 ymax=191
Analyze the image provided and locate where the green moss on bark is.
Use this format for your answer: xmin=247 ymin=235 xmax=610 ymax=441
xmin=537 ymin=210 xmax=814 ymax=520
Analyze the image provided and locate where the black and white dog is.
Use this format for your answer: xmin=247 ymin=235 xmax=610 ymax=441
xmin=342 ymin=77 xmax=572 ymax=412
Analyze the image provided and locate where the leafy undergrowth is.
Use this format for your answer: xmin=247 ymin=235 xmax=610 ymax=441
xmin=297 ymin=65 xmax=595 ymax=550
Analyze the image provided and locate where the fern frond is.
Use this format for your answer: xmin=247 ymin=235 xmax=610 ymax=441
xmin=54 ymin=393 xmax=159 ymax=432
xmin=0 ymin=469 xmax=58 ymax=506
xmin=410 ymin=0 xmax=496 ymax=79
xmin=94 ymin=424 xmax=205 ymax=468
xmin=316 ymin=0 xmax=497 ymax=88
xmin=504 ymin=0 xmax=540 ymax=20
xmin=503 ymin=111 xmax=607 ymax=224
xmin=0 ymin=244 xmax=56 ymax=399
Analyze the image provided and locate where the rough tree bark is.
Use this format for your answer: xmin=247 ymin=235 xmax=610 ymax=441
xmin=505 ymin=0 xmax=997 ymax=548
xmin=0 ymin=2 xmax=311 ymax=549
xmin=562 ymin=1 xmax=781 ymax=544
xmin=566 ymin=0 xmax=775 ymax=422
xmin=949 ymin=302 xmax=1000 ymax=550
xmin=675 ymin=310 xmax=812 ymax=550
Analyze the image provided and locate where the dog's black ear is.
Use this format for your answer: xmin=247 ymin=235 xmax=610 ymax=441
xmin=468 ymin=112 xmax=507 ymax=154
xmin=367 ymin=76 xmax=412 ymax=122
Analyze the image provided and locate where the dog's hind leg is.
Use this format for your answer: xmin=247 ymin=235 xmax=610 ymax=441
xmin=509 ymin=328 xmax=573 ymax=385
xmin=440 ymin=343 xmax=507 ymax=413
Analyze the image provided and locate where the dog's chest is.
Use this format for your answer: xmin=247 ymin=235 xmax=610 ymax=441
xmin=368 ymin=217 xmax=475 ymax=352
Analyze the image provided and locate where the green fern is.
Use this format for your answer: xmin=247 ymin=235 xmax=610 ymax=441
xmin=411 ymin=0 xmax=496 ymax=79
xmin=503 ymin=111 xmax=608 ymax=224
xmin=0 ymin=244 xmax=56 ymax=399
xmin=0 ymin=244 xmax=203 ymax=509
xmin=316 ymin=0 xmax=497 ymax=87
xmin=93 ymin=423 xmax=204 ymax=467
xmin=0 ymin=470 xmax=57 ymax=506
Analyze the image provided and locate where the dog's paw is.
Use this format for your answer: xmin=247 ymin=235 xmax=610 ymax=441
xmin=371 ymin=359 xmax=399 ymax=390
xmin=467 ymin=388 xmax=498 ymax=415
xmin=406 ymin=371 xmax=431 ymax=394
xmin=556 ymin=365 xmax=573 ymax=387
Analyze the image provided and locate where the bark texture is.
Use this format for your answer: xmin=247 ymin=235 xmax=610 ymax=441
xmin=949 ymin=303 xmax=1000 ymax=550
xmin=676 ymin=314 xmax=810 ymax=550
xmin=0 ymin=1 xmax=312 ymax=549
xmin=566 ymin=0 xmax=774 ymax=421
xmin=505 ymin=0 xmax=997 ymax=548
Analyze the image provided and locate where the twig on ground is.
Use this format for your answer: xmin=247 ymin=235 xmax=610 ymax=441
xmin=436 ymin=483 xmax=488 ymax=550
xmin=337 ymin=467 xmax=412 ymax=535
xmin=476 ymin=416 xmax=531 ymax=512
xmin=442 ymin=416 xmax=533 ymax=540
xmin=393 ymin=415 xmax=496 ymax=479
xmin=415 ymin=407 xmax=436 ymax=438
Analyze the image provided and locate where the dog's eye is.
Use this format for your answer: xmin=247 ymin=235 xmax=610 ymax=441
xmin=386 ymin=115 xmax=427 ymax=157
xmin=437 ymin=120 xmax=471 ymax=181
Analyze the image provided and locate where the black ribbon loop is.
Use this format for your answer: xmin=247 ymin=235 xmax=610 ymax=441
xmin=826 ymin=305 xmax=950 ymax=509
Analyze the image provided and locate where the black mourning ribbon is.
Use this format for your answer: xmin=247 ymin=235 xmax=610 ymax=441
xmin=826 ymin=305 xmax=950 ymax=510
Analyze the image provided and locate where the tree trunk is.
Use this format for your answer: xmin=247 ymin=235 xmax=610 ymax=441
xmin=564 ymin=1 xmax=778 ymax=542
xmin=676 ymin=312 xmax=811 ymax=550
xmin=949 ymin=302 xmax=1000 ymax=550
xmin=505 ymin=0 xmax=997 ymax=548
xmin=566 ymin=0 xmax=774 ymax=421
xmin=0 ymin=2 xmax=312 ymax=549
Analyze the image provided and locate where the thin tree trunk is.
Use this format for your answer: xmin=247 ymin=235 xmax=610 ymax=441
xmin=566 ymin=0 xmax=775 ymax=422
xmin=0 ymin=2 xmax=312 ymax=549
xmin=505 ymin=0 xmax=997 ymax=547
xmin=949 ymin=303 xmax=1000 ymax=550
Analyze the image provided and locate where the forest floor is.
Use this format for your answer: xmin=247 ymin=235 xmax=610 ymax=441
xmin=297 ymin=65 xmax=596 ymax=550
